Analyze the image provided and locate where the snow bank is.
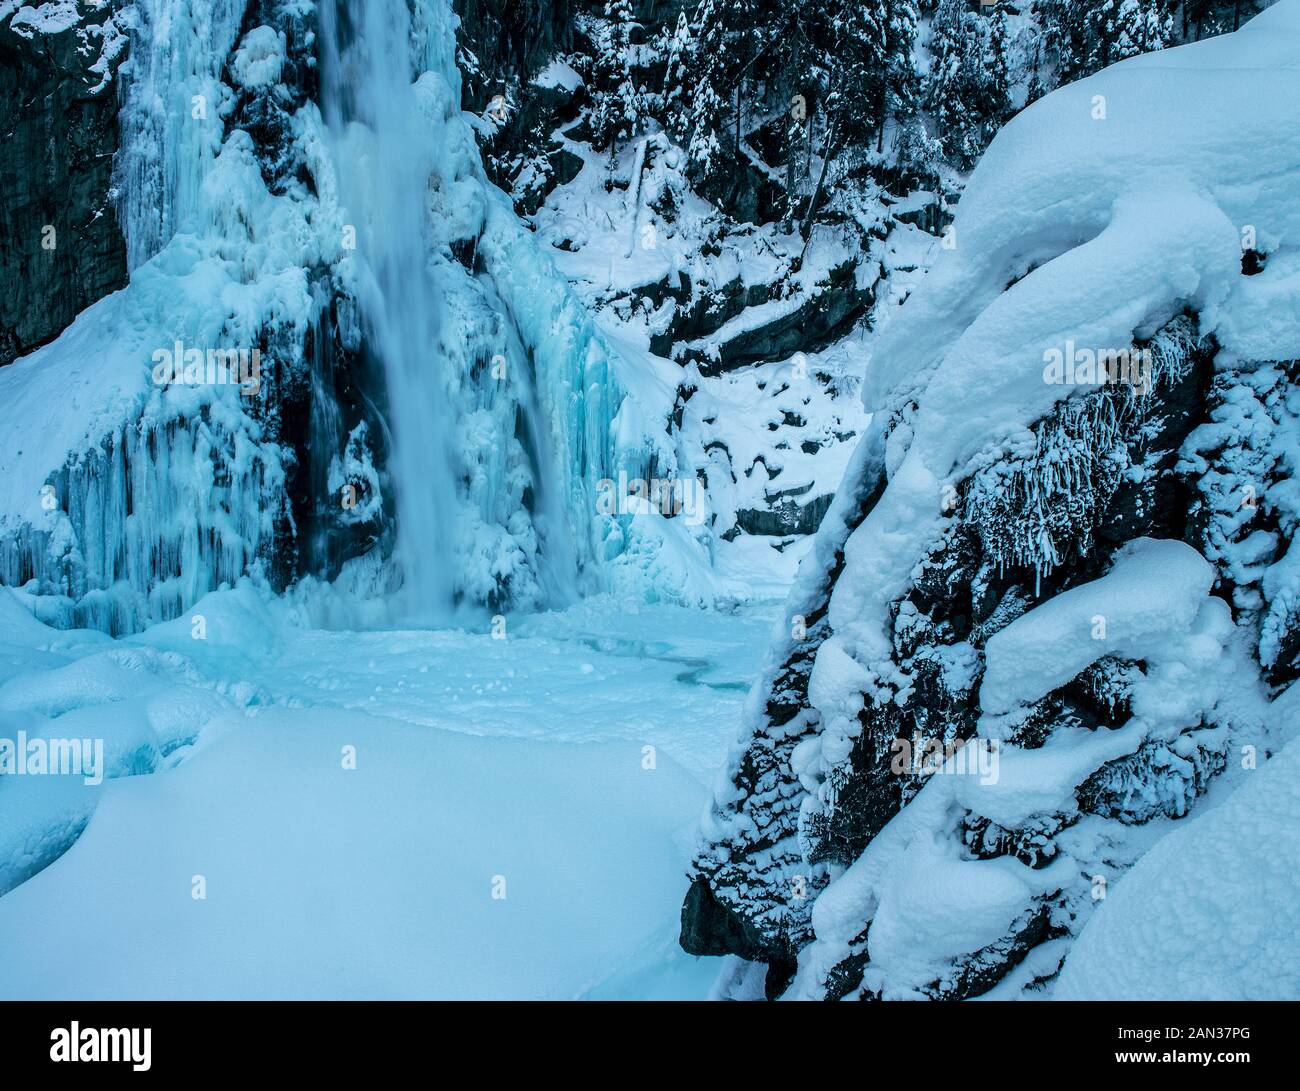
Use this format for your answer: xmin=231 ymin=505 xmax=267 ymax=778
xmin=0 ymin=705 xmax=708 ymax=998
xmin=0 ymin=705 xmax=709 ymax=998
xmin=1 ymin=571 xmax=777 ymax=995
xmin=1057 ymin=728 xmax=1300 ymax=1000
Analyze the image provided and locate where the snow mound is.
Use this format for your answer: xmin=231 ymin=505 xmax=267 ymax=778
xmin=1 ymin=1 xmax=80 ymax=38
xmin=980 ymin=538 xmax=1214 ymax=716
xmin=230 ymin=25 xmax=285 ymax=90
xmin=1056 ymin=727 xmax=1300 ymax=1000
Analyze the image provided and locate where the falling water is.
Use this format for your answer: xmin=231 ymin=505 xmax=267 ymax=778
xmin=318 ymin=0 xmax=457 ymax=622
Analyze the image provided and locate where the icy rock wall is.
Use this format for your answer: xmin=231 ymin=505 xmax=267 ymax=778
xmin=0 ymin=0 xmax=316 ymax=634
xmin=683 ymin=3 xmax=1300 ymax=1000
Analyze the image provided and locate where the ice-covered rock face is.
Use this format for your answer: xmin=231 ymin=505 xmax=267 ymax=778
xmin=684 ymin=2 xmax=1300 ymax=1001
xmin=0 ymin=0 xmax=676 ymax=632
xmin=230 ymin=24 xmax=285 ymax=90
xmin=0 ymin=0 xmax=322 ymax=634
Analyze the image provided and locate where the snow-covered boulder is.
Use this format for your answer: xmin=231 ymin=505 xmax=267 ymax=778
xmin=683 ymin=0 xmax=1300 ymax=1000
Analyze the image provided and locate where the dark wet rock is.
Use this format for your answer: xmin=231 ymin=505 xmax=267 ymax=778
xmin=0 ymin=3 xmax=129 ymax=366
xmin=735 ymin=492 xmax=831 ymax=537
xmin=682 ymin=260 xmax=872 ymax=376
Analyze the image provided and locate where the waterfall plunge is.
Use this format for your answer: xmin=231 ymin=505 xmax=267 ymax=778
xmin=319 ymin=0 xmax=458 ymax=623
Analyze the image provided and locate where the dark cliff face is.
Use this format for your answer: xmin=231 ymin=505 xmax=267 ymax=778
xmin=453 ymin=0 xmax=575 ymax=110
xmin=0 ymin=3 xmax=129 ymax=366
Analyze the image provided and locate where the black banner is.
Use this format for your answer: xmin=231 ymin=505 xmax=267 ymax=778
xmin=0 ymin=1000 xmax=1290 ymax=1075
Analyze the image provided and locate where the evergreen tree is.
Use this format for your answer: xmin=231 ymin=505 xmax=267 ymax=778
xmin=1090 ymin=0 xmax=1120 ymax=68
xmin=1182 ymin=0 xmax=1219 ymax=38
xmin=1112 ymin=0 xmax=1174 ymax=60
xmin=925 ymin=0 xmax=986 ymax=167
xmin=659 ymin=10 xmax=693 ymax=134
xmin=882 ymin=0 xmax=922 ymax=151
xmin=894 ymin=116 xmax=944 ymax=194
xmin=984 ymin=4 xmax=1013 ymax=123
xmin=678 ymin=0 xmax=730 ymax=182
xmin=1037 ymin=0 xmax=1093 ymax=84
xmin=588 ymin=0 xmax=641 ymax=149
xmin=1089 ymin=0 xmax=1176 ymax=70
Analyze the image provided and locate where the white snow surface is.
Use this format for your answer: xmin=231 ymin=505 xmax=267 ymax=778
xmin=532 ymin=58 xmax=581 ymax=92
xmin=1056 ymin=727 xmax=1300 ymax=1000
xmin=0 ymin=584 xmax=777 ymax=997
xmin=1 ymin=1 xmax=80 ymax=37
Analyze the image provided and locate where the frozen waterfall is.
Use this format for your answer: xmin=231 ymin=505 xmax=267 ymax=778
xmin=319 ymin=0 xmax=460 ymax=621
xmin=0 ymin=0 xmax=691 ymax=635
